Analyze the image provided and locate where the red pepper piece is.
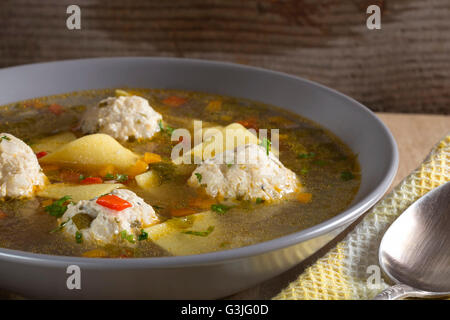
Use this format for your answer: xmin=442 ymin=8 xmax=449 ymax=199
xmin=96 ymin=194 xmax=132 ymax=211
xmin=36 ymin=151 xmax=48 ymax=159
xmin=48 ymin=104 xmax=64 ymax=115
xmin=162 ymin=96 xmax=187 ymax=107
xmin=80 ymin=177 xmax=103 ymax=185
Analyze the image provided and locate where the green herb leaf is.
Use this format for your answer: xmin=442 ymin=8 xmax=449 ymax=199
xmin=79 ymin=174 xmax=85 ymax=181
xmin=298 ymin=152 xmax=316 ymax=159
xmin=313 ymin=159 xmax=327 ymax=166
xmin=158 ymin=120 xmax=175 ymax=135
xmin=138 ymin=229 xmax=148 ymax=241
xmin=211 ymin=204 xmax=232 ymax=214
xmin=259 ymin=138 xmax=271 ymax=156
xmin=116 ymin=174 xmax=128 ymax=182
xmin=255 ymin=197 xmax=264 ymax=204
xmin=120 ymin=230 xmax=136 ymax=244
xmin=219 ymin=241 xmax=230 ymax=248
xmin=195 ymin=172 xmax=202 ymax=183
xmin=0 ymin=135 xmax=11 ymax=141
xmin=182 ymin=226 xmax=215 ymax=237
xmin=104 ymin=173 xmax=114 ymax=180
xmin=341 ymin=171 xmax=355 ymax=181
xmin=300 ymin=168 xmax=309 ymax=175
xmin=49 ymin=219 xmax=70 ymax=234
xmin=45 ymin=195 xmax=71 ymax=218
xmin=75 ymin=231 xmax=83 ymax=244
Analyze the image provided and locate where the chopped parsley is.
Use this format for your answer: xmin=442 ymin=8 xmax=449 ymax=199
xmin=255 ymin=197 xmax=264 ymax=204
xmin=182 ymin=226 xmax=215 ymax=237
xmin=79 ymin=174 xmax=85 ymax=181
xmin=44 ymin=196 xmax=71 ymax=218
xmin=120 ymin=230 xmax=136 ymax=244
xmin=219 ymin=241 xmax=230 ymax=248
xmin=298 ymin=152 xmax=316 ymax=159
xmin=138 ymin=229 xmax=148 ymax=241
xmin=300 ymin=168 xmax=309 ymax=175
xmin=104 ymin=173 xmax=114 ymax=180
xmin=115 ymin=174 xmax=128 ymax=182
xmin=211 ymin=204 xmax=232 ymax=214
xmin=226 ymin=163 xmax=233 ymax=168
xmin=341 ymin=171 xmax=355 ymax=181
xmin=158 ymin=120 xmax=175 ymax=135
xmin=1 ymin=135 xmax=11 ymax=141
xmin=259 ymin=138 xmax=271 ymax=156
xmin=49 ymin=219 xmax=70 ymax=233
xmin=104 ymin=173 xmax=129 ymax=182
xmin=195 ymin=173 xmax=202 ymax=183
xmin=75 ymin=231 xmax=83 ymax=244
xmin=313 ymin=159 xmax=327 ymax=166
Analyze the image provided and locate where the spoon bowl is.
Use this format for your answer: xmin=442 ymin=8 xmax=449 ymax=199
xmin=375 ymin=181 xmax=450 ymax=299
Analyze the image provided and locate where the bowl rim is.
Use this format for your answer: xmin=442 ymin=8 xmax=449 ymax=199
xmin=0 ymin=57 xmax=399 ymax=268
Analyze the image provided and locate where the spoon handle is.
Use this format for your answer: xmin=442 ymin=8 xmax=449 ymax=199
xmin=373 ymin=284 xmax=424 ymax=300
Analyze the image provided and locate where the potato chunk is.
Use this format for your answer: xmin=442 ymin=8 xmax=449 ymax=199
xmin=39 ymin=134 xmax=140 ymax=172
xmin=37 ymin=183 xmax=124 ymax=202
xmin=144 ymin=211 xmax=224 ymax=255
xmin=31 ymin=132 xmax=76 ymax=154
xmin=135 ymin=170 xmax=160 ymax=190
xmin=173 ymin=122 xmax=260 ymax=164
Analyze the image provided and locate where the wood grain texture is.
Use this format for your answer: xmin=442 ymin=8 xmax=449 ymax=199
xmin=0 ymin=0 xmax=450 ymax=114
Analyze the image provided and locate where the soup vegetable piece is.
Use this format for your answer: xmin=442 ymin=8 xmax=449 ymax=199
xmin=80 ymin=95 xmax=163 ymax=141
xmin=0 ymin=88 xmax=360 ymax=258
xmin=188 ymin=144 xmax=300 ymax=201
xmin=59 ymin=189 xmax=159 ymax=245
xmin=0 ymin=133 xmax=47 ymax=199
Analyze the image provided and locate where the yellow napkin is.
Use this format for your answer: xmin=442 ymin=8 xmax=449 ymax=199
xmin=273 ymin=135 xmax=450 ymax=300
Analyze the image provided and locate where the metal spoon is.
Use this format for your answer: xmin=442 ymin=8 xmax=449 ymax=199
xmin=374 ymin=181 xmax=450 ymax=300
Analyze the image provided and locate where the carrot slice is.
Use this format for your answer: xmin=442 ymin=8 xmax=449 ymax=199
xmin=188 ymin=197 xmax=216 ymax=210
xmin=80 ymin=177 xmax=103 ymax=185
xmin=205 ymin=100 xmax=222 ymax=112
xmin=237 ymin=117 xmax=258 ymax=130
xmin=98 ymin=164 xmax=115 ymax=177
xmin=96 ymin=194 xmax=132 ymax=211
xmin=0 ymin=210 xmax=7 ymax=219
xmin=297 ymin=193 xmax=312 ymax=204
xmin=163 ymin=96 xmax=187 ymax=107
xmin=48 ymin=104 xmax=64 ymax=115
xmin=127 ymin=160 xmax=148 ymax=177
xmin=143 ymin=152 xmax=162 ymax=164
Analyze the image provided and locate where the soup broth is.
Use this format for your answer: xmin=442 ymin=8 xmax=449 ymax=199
xmin=0 ymin=88 xmax=360 ymax=258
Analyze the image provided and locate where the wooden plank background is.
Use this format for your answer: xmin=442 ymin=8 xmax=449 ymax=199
xmin=0 ymin=0 xmax=449 ymax=114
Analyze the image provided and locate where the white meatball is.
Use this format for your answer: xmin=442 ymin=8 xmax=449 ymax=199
xmin=59 ymin=189 xmax=160 ymax=245
xmin=0 ymin=133 xmax=47 ymax=199
xmin=188 ymin=144 xmax=300 ymax=201
xmin=80 ymin=95 xmax=163 ymax=141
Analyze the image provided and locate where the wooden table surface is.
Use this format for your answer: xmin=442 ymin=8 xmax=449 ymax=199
xmin=0 ymin=112 xmax=448 ymax=300
xmin=229 ymin=112 xmax=450 ymax=299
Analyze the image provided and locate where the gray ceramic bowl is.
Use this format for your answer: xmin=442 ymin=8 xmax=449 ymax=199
xmin=0 ymin=57 xmax=398 ymax=299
